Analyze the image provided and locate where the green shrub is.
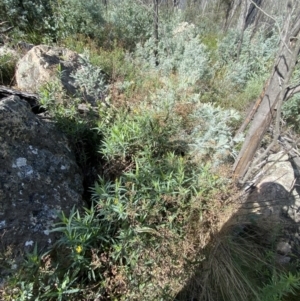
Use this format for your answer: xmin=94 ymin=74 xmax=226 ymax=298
xmin=52 ymin=0 xmax=152 ymax=49
xmin=48 ymin=0 xmax=105 ymax=42
xmin=282 ymin=61 xmax=300 ymax=131
xmin=3 ymin=102 xmax=225 ymax=300
xmin=260 ymin=272 xmax=300 ymax=301
xmin=0 ymin=0 xmax=53 ymax=38
xmin=98 ymin=109 xmax=178 ymax=163
xmin=90 ymin=47 xmax=136 ymax=82
xmin=282 ymin=94 xmax=300 ymax=132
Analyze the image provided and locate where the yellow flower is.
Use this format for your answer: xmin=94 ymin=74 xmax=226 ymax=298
xmin=75 ymin=245 xmax=83 ymax=254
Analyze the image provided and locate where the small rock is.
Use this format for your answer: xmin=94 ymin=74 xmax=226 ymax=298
xmin=276 ymin=241 xmax=292 ymax=255
xmin=276 ymin=254 xmax=291 ymax=265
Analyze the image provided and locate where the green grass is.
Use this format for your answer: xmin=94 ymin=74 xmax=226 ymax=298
xmin=0 ymin=53 xmax=16 ymax=85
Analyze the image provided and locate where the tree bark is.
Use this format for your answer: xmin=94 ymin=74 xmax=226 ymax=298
xmin=236 ymin=0 xmax=250 ymax=58
xmin=153 ymin=0 xmax=159 ymax=65
xmin=153 ymin=0 xmax=159 ymax=41
xmin=224 ymin=0 xmax=242 ymax=32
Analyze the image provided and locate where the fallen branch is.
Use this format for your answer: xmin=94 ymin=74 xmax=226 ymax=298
xmin=285 ymin=83 xmax=300 ymax=100
xmin=0 ymin=21 xmax=8 ymax=27
xmin=0 ymin=26 xmax=13 ymax=34
xmin=234 ymin=78 xmax=270 ymax=139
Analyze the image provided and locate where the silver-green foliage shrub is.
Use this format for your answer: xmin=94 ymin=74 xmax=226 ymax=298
xmin=51 ymin=0 xmax=152 ymax=47
xmin=218 ymin=29 xmax=278 ymax=87
xmin=106 ymin=0 xmax=153 ymax=48
xmin=1 ymin=0 xmax=152 ymax=47
xmin=0 ymin=0 xmax=52 ymax=34
xmin=0 ymin=0 xmax=105 ymax=41
xmin=189 ymin=103 xmax=242 ymax=165
xmin=71 ymin=52 xmax=107 ymax=102
xmin=135 ymin=19 xmax=210 ymax=88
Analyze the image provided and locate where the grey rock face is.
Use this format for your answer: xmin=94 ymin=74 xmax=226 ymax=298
xmin=243 ymin=152 xmax=300 ymax=264
xmin=15 ymin=45 xmax=80 ymax=95
xmin=246 ymin=153 xmax=297 ymax=219
xmin=15 ymin=44 xmax=107 ymax=109
xmin=0 ymin=95 xmax=83 ymax=252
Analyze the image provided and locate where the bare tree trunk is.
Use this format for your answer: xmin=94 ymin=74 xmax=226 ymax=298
xmin=103 ymin=0 xmax=108 ymax=15
xmin=153 ymin=0 xmax=159 ymax=41
xmin=153 ymin=0 xmax=159 ymax=65
xmin=236 ymin=0 xmax=250 ymax=58
xmin=233 ymin=4 xmax=300 ymax=182
xmin=245 ymin=0 xmax=262 ymax=29
xmin=224 ymin=0 xmax=242 ymax=32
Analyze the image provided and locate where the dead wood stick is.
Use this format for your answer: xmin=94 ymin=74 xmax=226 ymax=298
xmin=0 ymin=26 xmax=13 ymax=34
xmin=234 ymin=78 xmax=270 ymax=139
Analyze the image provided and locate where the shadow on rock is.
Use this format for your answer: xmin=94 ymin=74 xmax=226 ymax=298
xmin=176 ymin=153 xmax=300 ymax=301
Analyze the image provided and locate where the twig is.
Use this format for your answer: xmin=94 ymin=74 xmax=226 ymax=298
xmin=289 ymin=177 xmax=296 ymax=193
xmin=0 ymin=26 xmax=13 ymax=34
xmin=234 ymin=79 xmax=270 ymax=139
xmin=285 ymin=82 xmax=300 ymax=100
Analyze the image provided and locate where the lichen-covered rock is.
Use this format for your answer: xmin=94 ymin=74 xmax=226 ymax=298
xmin=0 ymin=45 xmax=19 ymax=58
xmin=15 ymin=45 xmax=80 ymax=95
xmin=0 ymin=95 xmax=83 ymax=253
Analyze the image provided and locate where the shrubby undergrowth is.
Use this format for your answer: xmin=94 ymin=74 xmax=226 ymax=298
xmin=0 ymin=0 xmax=53 ymax=39
xmin=48 ymin=0 xmax=105 ymax=42
xmin=282 ymin=62 xmax=300 ymax=131
xmin=1 ymin=1 xmax=300 ymax=301
xmin=105 ymin=0 xmax=153 ymax=49
xmin=135 ymin=19 xmax=210 ymax=88
xmin=218 ymin=28 xmax=278 ymax=88
xmin=0 ymin=0 xmax=152 ymax=46
xmin=189 ymin=103 xmax=242 ymax=165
